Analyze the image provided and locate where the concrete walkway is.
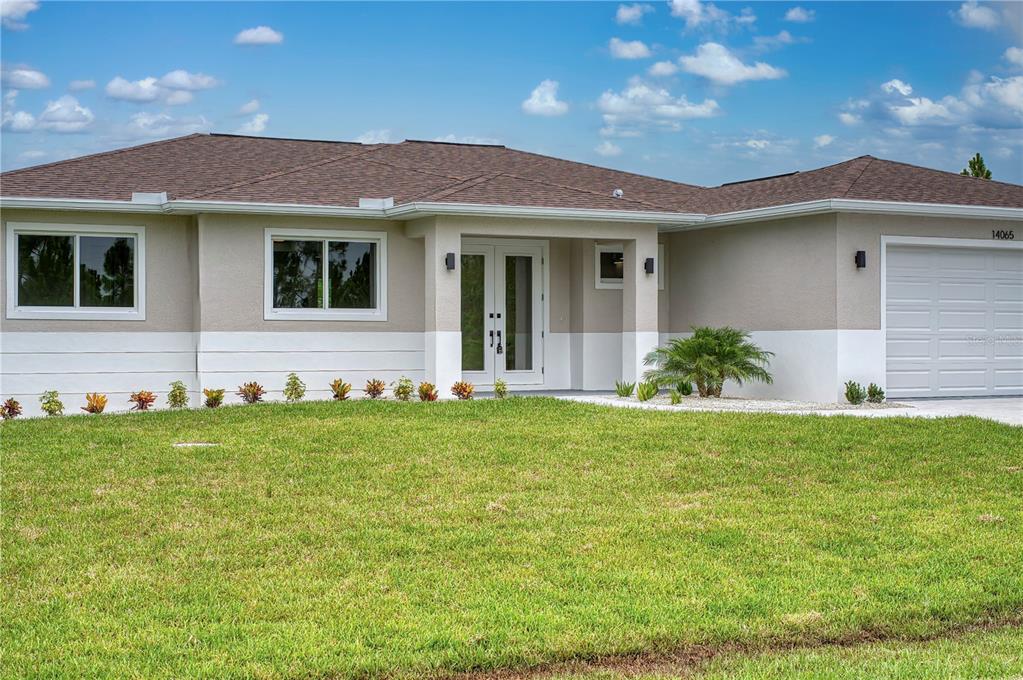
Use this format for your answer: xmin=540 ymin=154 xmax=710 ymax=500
xmin=552 ymin=394 xmax=1023 ymax=427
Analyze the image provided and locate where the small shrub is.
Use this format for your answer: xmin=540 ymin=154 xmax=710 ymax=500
xmin=644 ymin=327 xmax=773 ymax=398
xmin=39 ymin=390 xmax=64 ymax=417
xmin=844 ymin=380 xmax=866 ymax=405
xmin=392 ymin=376 xmax=414 ymax=402
xmin=614 ymin=381 xmax=636 ymax=398
xmin=82 ymin=393 xmax=107 ymax=414
xmin=418 ymin=382 xmax=438 ymax=402
xmin=167 ymin=381 xmax=189 ymax=409
xmin=1 ymin=398 xmax=22 ymax=420
xmin=365 ymin=379 xmax=386 ymax=399
xmin=636 ymin=381 xmax=658 ymax=402
xmin=203 ymin=388 xmax=225 ymax=408
xmin=283 ymin=373 xmax=306 ymax=402
xmin=493 ymin=378 xmax=508 ymax=399
xmin=669 ymin=389 xmax=683 ymax=405
xmin=451 ymin=381 xmax=475 ymax=400
xmin=236 ymin=382 xmax=265 ymax=404
xmin=676 ymin=381 xmax=693 ymax=396
xmin=329 ymin=379 xmax=352 ymax=401
xmin=867 ymin=383 xmax=885 ymax=403
xmin=129 ymin=390 xmax=157 ymax=411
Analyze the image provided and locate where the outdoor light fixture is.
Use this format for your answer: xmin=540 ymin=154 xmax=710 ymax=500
xmin=644 ymin=257 xmax=655 ymax=274
xmin=854 ymin=250 xmax=866 ymax=269
xmin=445 ymin=252 xmax=456 ymax=270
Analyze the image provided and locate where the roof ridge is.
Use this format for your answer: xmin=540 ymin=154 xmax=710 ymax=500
xmin=0 ymin=133 xmax=204 ymax=177
xmin=840 ymin=156 xmax=874 ymax=198
xmin=182 ymin=144 xmax=386 ymax=200
xmin=502 ymin=146 xmax=705 ymax=191
xmin=495 ymin=171 xmax=666 ymax=210
xmin=409 ymin=172 xmax=501 ymax=202
xmin=862 ymin=155 xmax=1023 ymax=190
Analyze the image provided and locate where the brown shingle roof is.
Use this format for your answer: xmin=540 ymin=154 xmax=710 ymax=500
xmin=2 ymin=133 xmax=1021 ymax=214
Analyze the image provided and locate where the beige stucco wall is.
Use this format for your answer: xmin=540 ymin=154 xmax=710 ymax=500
xmin=667 ymin=213 xmax=839 ymax=332
xmin=836 ymin=213 xmax=1016 ymax=330
xmin=197 ymin=213 xmax=424 ymax=332
xmin=1 ymin=209 xmax=197 ymax=332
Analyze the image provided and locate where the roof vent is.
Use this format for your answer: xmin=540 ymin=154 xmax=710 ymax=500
xmin=358 ymin=197 xmax=395 ymax=209
xmin=131 ymin=191 xmax=167 ymax=204
xmin=612 ymin=188 xmax=624 ymax=199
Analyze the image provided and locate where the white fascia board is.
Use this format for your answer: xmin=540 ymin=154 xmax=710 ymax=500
xmin=0 ymin=196 xmax=165 ymax=213
xmin=388 ymin=201 xmax=703 ymax=225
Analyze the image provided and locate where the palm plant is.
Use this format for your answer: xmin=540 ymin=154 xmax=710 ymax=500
xmin=643 ymin=327 xmax=773 ymax=398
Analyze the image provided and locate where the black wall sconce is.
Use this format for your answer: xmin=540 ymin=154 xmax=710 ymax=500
xmin=445 ymin=252 xmax=456 ymax=270
xmin=854 ymin=250 xmax=866 ymax=269
xmin=644 ymin=257 xmax=655 ymax=274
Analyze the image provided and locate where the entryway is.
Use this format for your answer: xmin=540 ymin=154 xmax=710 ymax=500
xmin=460 ymin=238 xmax=545 ymax=386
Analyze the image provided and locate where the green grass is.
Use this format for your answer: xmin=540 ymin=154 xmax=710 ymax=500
xmin=3 ymin=398 xmax=1021 ymax=678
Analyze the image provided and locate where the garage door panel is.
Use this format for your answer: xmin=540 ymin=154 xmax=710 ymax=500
xmin=886 ymin=243 xmax=1023 ymax=398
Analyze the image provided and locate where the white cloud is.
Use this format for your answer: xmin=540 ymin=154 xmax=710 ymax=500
xmin=1 ymin=0 xmax=38 ymax=30
xmin=679 ymin=42 xmax=786 ymax=85
xmin=521 ymin=79 xmax=569 ymax=116
xmin=105 ymin=76 xmax=162 ymax=102
xmin=355 ymin=129 xmax=394 ymax=144
xmin=597 ymin=77 xmax=719 ymax=135
xmin=752 ymin=30 xmax=801 ymax=51
xmin=668 ymin=0 xmax=732 ymax=30
xmin=239 ymin=98 xmax=261 ymax=114
xmin=433 ymin=134 xmax=502 ymax=144
xmin=745 ymin=138 xmax=769 ymax=149
xmin=594 ymin=140 xmax=623 ymax=157
xmin=615 ymin=3 xmax=653 ymax=25
xmin=839 ymin=112 xmax=862 ymax=125
xmin=69 ymin=79 xmax=96 ymax=91
xmin=784 ymin=6 xmax=815 ymax=22
xmin=2 ymin=91 xmax=94 ymax=133
xmin=19 ymin=149 xmax=46 ymax=160
xmin=813 ymin=134 xmax=835 ymax=148
xmin=609 ymin=37 xmax=652 ymax=59
xmin=881 ymin=79 xmax=913 ymax=96
xmin=237 ymin=113 xmax=269 ymax=134
xmin=37 ymin=95 xmax=94 ymax=132
xmin=157 ymin=69 xmax=219 ymax=91
xmin=1 ymin=66 xmax=50 ymax=89
xmin=736 ymin=7 xmax=757 ymax=25
xmin=106 ymin=70 xmax=219 ymax=104
xmin=952 ymin=1 xmax=1000 ymax=29
xmin=1005 ymin=46 xmax=1023 ymax=68
xmin=123 ymin=112 xmax=210 ymax=138
xmin=648 ymin=60 xmax=679 ymax=77
xmin=234 ymin=25 xmax=284 ymax=45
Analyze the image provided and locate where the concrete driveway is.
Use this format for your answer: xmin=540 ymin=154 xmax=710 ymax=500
xmin=894 ymin=397 xmax=1022 ymax=426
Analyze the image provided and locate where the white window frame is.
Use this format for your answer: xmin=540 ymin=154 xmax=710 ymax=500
xmin=595 ymin=243 xmax=625 ymax=290
xmin=264 ymin=227 xmax=388 ymax=322
xmin=594 ymin=242 xmax=665 ymax=290
xmin=6 ymin=222 xmax=146 ymax=321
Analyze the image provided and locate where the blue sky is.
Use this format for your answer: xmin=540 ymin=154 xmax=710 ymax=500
xmin=2 ymin=1 xmax=1021 ymax=185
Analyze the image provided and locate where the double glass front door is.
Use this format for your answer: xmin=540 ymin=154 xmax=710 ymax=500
xmin=461 ymin=240 xmax=544 ymax=386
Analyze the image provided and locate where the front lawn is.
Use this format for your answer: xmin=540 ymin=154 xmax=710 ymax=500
xmin=3 ymin=399 xmax=1021 ymax=678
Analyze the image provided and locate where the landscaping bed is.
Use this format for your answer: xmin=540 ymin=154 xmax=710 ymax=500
xmin=3 ymin=398 xmax=1021 ymax=678
xmin=607 ymin=394 xmax=908 ymax=412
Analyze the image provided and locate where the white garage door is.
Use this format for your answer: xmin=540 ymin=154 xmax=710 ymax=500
xmin=885 ymin=243 xmax=1023 ymax=398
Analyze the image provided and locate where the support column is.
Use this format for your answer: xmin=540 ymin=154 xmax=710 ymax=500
xmin=420 ymin=219 xmax=463 ymax=398
xmin=622 ymin=226 xmax=660 ymax=384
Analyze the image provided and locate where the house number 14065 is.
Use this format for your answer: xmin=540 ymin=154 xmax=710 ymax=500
xmin=992 ymin=229 xmax=1015 ymax=240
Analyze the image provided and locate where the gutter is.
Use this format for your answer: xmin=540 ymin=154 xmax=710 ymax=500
xmin=1 ymin=195 xmax=1020 ymax=228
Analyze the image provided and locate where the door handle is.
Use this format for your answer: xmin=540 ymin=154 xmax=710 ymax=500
xmin=489 ymin=330 xmax=494 ymax=348
xmin=496 ymin=330 xmax=503 ymax=355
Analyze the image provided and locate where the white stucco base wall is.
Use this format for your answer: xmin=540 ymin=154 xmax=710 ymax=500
xmin=425 ymin=331 xmax=461 ymax=399
xmin=665 ymin=329 xmax=886 ymax=403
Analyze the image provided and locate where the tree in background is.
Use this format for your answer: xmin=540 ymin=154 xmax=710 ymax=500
xmin=961 ymin=153 xmax=992 ymax=179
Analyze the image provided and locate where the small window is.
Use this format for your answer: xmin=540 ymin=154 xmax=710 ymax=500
xmin=265 ymin=229 xmax=386 ymax=321
xmin=595 ymin=243 xmax=624 ymax=289
xmin=6 ymin=223 xmax=144 ymax=320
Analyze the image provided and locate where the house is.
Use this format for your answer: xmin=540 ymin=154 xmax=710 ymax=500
xmin=2 ymin=133 xmax=1021 ymax=414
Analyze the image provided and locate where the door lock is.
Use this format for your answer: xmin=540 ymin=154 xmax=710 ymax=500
xmin=496 ymin=330 xmax=503 ymax=355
